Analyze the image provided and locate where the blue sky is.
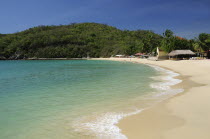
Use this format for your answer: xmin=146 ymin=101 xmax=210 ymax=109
xmin=0 ymin=0 xmax=210 ymax=38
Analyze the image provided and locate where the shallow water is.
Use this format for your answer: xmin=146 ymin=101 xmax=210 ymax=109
xmin=0 ymin=60 xmax=182 ymax=139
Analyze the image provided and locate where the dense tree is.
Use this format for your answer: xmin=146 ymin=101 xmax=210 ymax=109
xmin=161 ymin=29 xmax=195 ymax=53
xmin=0 ymin=23 xmax=209 ymax=59
xmin=198 ymin=33 xmax=210 ymax=51
xmin=163 ymin=29 xmax=174 ymax=38
xmin=160 ymin=29 xmax=175 ymax=53
xmin=0 ymin=23 xmax=163 ymax=59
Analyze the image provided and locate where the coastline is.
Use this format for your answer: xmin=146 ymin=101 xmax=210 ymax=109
xmin=0 ymin=58 xmax=89 ymax=60
xmin=91 ymin=58 xmax=210 ymax=139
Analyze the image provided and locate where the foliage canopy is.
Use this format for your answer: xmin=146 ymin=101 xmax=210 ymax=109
xmin=0 ymin=23 xmax=209 ymax=59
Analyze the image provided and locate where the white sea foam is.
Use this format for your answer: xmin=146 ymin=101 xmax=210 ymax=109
xmin=148 ymin=64 xmax=184 ymax=97
xmin=74 ymin=109 xmax=142 ymax=139
xmin=74 ymin=64 xmax=184 ymax=139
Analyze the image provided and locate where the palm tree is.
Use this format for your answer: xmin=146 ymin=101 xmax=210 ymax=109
xmin=161 ymin=29 xmax=175 ymax=53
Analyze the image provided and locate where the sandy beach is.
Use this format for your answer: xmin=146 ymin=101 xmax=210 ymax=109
xmin=92 ymin=58 xmax=210 ymax=139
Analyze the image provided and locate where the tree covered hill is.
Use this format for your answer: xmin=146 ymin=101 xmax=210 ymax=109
xmin=0 ymin=23 xmax=209 ymax=59
xmin=0 ymin=23 xmax=163 ymax=59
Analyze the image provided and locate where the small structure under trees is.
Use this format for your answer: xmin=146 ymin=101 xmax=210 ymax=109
xmin=134 ymin=53 xmax=149 ymax=58
xmin=157 ymin=47 xmax=168 ymax=60
xmin=168 ymin=50 xmax=195 ymax=60
xmin=115 ymin=55 xmax=124 ymax=58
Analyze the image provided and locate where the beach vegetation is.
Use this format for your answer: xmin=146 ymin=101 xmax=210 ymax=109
xmin=0 ymin=23 xmax=209 ymax=59
xmin=198 ymin=33 xmax=210 ymax=51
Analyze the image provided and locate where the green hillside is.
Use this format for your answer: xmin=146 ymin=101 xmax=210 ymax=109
xmin=0 ymin=23 xmax=163 ymax=59
xmin=0 ymin=23 xmax=209 ymax=59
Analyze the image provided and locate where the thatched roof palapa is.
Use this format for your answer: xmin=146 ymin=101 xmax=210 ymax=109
xmin=168 ymin=50 xmax=195 ymax=56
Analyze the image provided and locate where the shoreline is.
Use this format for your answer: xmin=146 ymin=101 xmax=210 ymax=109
xmin=91 ymin=58 xmax=210 ymax=139
xmin=0 ymin=58 xmax=89 ymax=60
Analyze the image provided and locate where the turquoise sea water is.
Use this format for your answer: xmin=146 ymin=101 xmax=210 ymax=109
xmin=0 ymin=60 xmax=181 ymax=139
